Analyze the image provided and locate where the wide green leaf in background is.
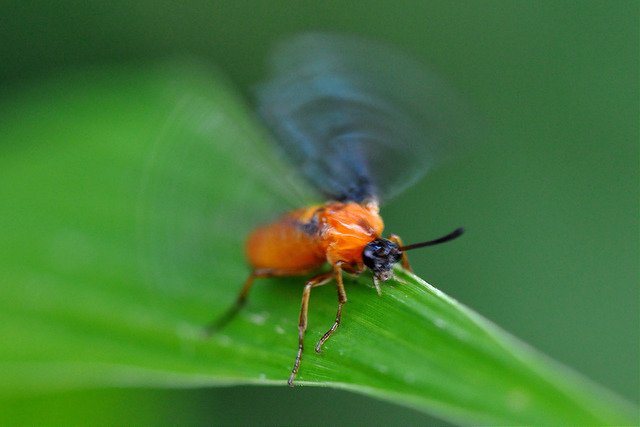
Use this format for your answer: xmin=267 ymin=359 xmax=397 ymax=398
xmin=0 ymin=63 xmax=635 ymax=425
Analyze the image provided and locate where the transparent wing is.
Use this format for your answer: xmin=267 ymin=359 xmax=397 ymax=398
xmin=137 ymin=66 xmax=317 ymax=297
xmin=256 ymin=33 xmax=468 ymax=204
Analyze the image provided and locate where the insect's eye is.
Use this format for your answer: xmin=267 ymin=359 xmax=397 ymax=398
xmin=363 ymin=238 xmax=402 ymax=273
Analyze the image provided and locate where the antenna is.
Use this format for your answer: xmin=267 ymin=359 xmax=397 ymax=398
xmin=400 ymin=228 xmax=464 ymax=251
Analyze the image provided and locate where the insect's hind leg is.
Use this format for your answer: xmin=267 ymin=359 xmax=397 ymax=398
xmin=288 ymin=271 xmax=334 ymax=386
xmin=205 ymin=268 xmax=320 ymax=336
xmin=206 ymin=267 xmax=306 ymax=335
xmin=204 ymin=269 xmax=262 ymax=335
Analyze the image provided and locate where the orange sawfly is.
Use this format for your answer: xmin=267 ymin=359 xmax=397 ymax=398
xmin=207 ymin=33 xmax=465 ymax=386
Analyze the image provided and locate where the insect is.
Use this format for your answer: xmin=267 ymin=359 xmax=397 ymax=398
xmin=208 ymin=33 xmax=465 ymax=386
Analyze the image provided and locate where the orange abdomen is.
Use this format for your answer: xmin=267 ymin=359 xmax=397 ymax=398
xmin=246 ymin=206 xmax=326 ymax=271
xmin=246 ymin=202 xmax=385 ymax=272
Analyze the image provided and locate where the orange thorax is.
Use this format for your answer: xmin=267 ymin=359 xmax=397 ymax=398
xmin=318 ymin=202 xmax=384 ymax=265
xmin=245 ymin=201 xmax=384 ymax=271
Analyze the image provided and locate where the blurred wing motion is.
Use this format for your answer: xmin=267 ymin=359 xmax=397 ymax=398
xmin=256 ymin=33 xmax=467 ymax=204
xmin=137 ymin=66 xmax=317 ymax=296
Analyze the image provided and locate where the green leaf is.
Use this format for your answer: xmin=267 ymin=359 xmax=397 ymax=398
xmin=0 ymin=63 xmax=635 ymax=425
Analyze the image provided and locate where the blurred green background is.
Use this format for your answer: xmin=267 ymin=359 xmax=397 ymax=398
xmin=0 ymin=0 xmax=637 ymax=425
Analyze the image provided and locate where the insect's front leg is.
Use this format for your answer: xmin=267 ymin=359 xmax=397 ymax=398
xmin=341 ymin=262 xmax=365 ymax=276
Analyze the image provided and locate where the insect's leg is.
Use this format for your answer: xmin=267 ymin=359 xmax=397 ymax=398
xmin=205 ymin=270 xmax=261 ymax=335
xmin=388 ymin=234 xmax=413 ymax=272
xmin=315 ymin=263 xmax=348 ymax=353
xmin=288 ymin=271 xmax=334 ymax=387
xmin=341 ymin=263 xmax=365 ymax=275
xmin=206 ymin=267 xmax=306 ymax=335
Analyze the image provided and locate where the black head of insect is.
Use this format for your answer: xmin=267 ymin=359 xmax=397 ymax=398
xmin=363 ymin=227 xmax=464 ymax=291
xmin=362 ymin=238 xmax=402 ymax=283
